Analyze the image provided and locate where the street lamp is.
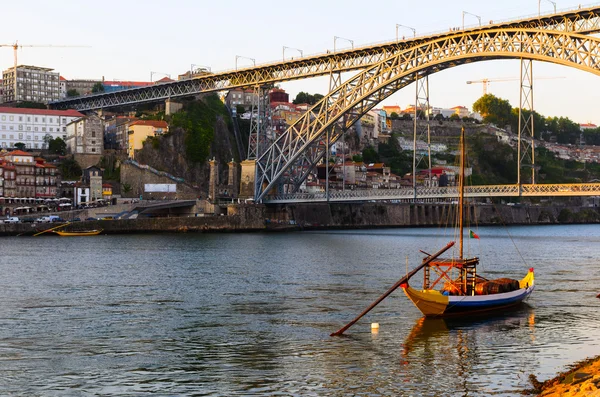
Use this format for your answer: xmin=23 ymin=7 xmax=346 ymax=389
xmin=334 ymin=36 xmax=354 ymax=53
xmin=283 ymin=46 xmax=303 ymax=61
xmin=538 ymin=0 xmax=557 ymax=15
xmin=462 ymin=11 xmax=482 ymax=29
xmin=150 ymin=71 xmax=170 ymax=82
xmin=235 ymin=55 xmax=256 ymax=70
xmin=396 ymin=24 xmax=416 ymax=41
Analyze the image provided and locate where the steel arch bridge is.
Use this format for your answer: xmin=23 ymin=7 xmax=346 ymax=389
xmin=255 ymin=27 xmax=600 ymax=200
xmin=50 ymin=6 xmax=600 ymax=111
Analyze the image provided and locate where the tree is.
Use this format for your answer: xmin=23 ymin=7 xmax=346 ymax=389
xmin=235 ymin=105 xmax=246 ymax=115
xmin=362 ymin=146 xmax=380 ymax=163
xmin=292 ymin=91 xmax=324 ymax=105
xmin=449 ymin=113 xmax=460 ymax=121
xmin=472 ymin=94 xmax=514 ymax=128
xmin=15 ymin=101 xmax=47 ymax=109
xmin=401 ymin=113 xmax=412 ymax=121
xmin=14 ymin=142 xmax=26 ymax=150
xmin=58 ymin=157 xmax=82 ymax=180
xmin=389 ymin=112 xmax=399 ymax=120
xmin=91 ymin=82 xmax=105 ymax=93
xmin=66 ymin=89 xmax=79 ymax=97
xmin=434 ymin=113 xmax=445 ymax=121
xmin=48 ymin=137 xmax=67 ymax=155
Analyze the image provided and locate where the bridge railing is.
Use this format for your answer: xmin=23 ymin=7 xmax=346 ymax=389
xmin=263 ymin=183 xmax=600 ymax=203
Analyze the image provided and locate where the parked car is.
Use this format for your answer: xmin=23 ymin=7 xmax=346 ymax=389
xmin=85 ymin=217 xmax=97 ymax=221
xmin=52 ymin=217 xmax=66 ymax=223
xmin=4 ymin=217 xmax=20 ymax=224
xmin=21 ymin=217 xmax=36 ymax=223
xmin=72 ymin=218 xmax=81 ymax=222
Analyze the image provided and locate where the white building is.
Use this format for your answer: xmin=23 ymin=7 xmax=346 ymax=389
xmin=0 ymin=107 xmax=84 ymax=149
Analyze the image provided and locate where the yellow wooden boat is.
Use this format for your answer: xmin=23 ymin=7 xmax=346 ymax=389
xmin=54 ymin=229 xmax=103 ymax=236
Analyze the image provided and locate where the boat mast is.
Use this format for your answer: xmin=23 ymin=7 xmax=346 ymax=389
xmin=458 ymin=126 xmax=465 ymax=260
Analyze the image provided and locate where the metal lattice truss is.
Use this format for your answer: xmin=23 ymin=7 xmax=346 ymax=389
xmin=264 ymin=183 xmax=600 ymax=203
xmin=50 ymin=6 xmax=600 ymax=111
xmin=256 ymin=28 xmax=600 ymax=201
xmin=517 ymin=59 xmax=536 ymax=184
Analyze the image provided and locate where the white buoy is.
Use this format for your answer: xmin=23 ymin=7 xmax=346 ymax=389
xmin=371 ymin=322 xmax=380 ymax=332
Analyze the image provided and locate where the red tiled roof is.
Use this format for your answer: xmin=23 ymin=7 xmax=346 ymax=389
xmin=60 ymin=76 xmax=67 ymax=81
xmin=7 ymin=150 xmax=33 ymax=156
xmin=0 ymin=107 xmax=84 ymax=118
xmin=129 ymin=120 xmax=168 ymax=128
xmin=102 ymin=183 xmax=112 ymax=188
xmin=103 ymin=81 xmax=153 ymax=87
xmin=155 ymin=77 xmax=174 ymax=83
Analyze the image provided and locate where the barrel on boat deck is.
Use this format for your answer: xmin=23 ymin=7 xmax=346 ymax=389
xmin=475 ymin=278 xmax=520 ymax=295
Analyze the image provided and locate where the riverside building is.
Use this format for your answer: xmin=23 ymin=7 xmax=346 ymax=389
xmin=1 ymin=65 xmax=60 ymax=104
xmin=0 ymin=107 xmax=84 ymax=149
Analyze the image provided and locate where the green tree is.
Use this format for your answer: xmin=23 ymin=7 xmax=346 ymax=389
xmin=401 ymin=113 xmax=412 ymax=121
xmin=292 ymin=91 xmax=323 ymax=105
xmin=434 ymin=113 xmax=445 ymax=121
xmin=389 ymin=112 xmax=399 ymax=120
xmin=472 ymin=94 xmax=514 ymax=128
xmin=48 ymin=137 xmax=67 ymax=155
xmin=14 ymin=142 xmax=26 ymax=150
xmin=170 ymin=94 xmax=227 ymax=163
xmin=66 ymin=89 xmax=79 ymax=97
xmin=362 ymin=146 xmax=380 ymax=163
xmin=91 ymin=82 xmax=105 ymax=93
xmin=15 ymin=101 xmax=47 ymax=109
xmin=58 ymin=157 xmax=82 ymax=180
xmin=235 ymin=105 xmax=246 ymax=115
xmin=449 ymin=113 xmax=460 ymax=121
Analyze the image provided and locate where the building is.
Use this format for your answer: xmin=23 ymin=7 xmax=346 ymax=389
xmin=65 ymin=114 xmax=104 ymax=155
xmin=102 ymin=80 xmax=153 ymax=93
xmin=580 ymin=123 xmax=598 ymax=131
xmin=451 ymin=106 xmax=470 ymax=118
xmin=104 ymin=116 xmax=138 ymax=150
xmin=127 ymin=120 xmax=168 ymax=158
xmin=0 ymin=79 xmax=3 ymax=103
xmin=83 ymin=165 xmax=103 ymax=201
xmin=225 ymin=88 xmax=257 ymax=110
xmin=269 ymin=88 xmax=289 ymax=103
xmin=2 ymin=65 xmax=60 ymax=103
xmin=0 ymin=107 xmax=84 ymax=149
xmin=64 ymin=78 xmax=103 ymax=96
xmin=0 ymin=150 xmax=58 ymax=198
xmin=102 ymin=183 xmax=113 ymax=201
xmin=382 ymin=105 xmax=402 ymax=117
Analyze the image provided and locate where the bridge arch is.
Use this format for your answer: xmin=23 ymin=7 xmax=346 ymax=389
xmin=256 ymin=29 xmax=600 ymax=200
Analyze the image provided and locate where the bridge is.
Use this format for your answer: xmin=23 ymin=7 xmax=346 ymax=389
xmin=50 ymin=5 xmax=600 ymax=203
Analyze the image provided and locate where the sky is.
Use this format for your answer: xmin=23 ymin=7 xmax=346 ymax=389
xmin=1 ymin=0 xmax=600 ymax=124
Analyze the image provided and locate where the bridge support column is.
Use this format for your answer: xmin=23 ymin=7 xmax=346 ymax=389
xmin=518 ymin=59 xmax=536 ymax=188
xmin=239 ymin=159 xmax=256 ymax=200
xmin=228 ymin=160 xmax=240 ymax=199
xmin=209 ymin=158 xmax=218 ymax=204
xmin=165 ymin=98 xmax=183 ymax=115
xmin=412 ymin=74 xmax=432 ymax=200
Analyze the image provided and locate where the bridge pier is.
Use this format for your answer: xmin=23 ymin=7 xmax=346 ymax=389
xmin=239 ymin=159 xmax=256 ymax=200
xmin=165 ymin=98 xmax=183 ymax=115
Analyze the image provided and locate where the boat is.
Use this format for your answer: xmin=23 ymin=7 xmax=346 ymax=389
xmin=400 ymin=127 xmax=535 ymax=318
xmin=53 ymin=229 xmax=103 ymax=236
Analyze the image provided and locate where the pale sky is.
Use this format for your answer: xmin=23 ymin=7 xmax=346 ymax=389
xmin=1 ymin=0 xmax=599 ymax=124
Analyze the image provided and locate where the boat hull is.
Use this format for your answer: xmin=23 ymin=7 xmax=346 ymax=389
xmin=402 ymin=270 xmax=535 ymax=318
xmin=54 ymin=230 xmax=102 ymax=236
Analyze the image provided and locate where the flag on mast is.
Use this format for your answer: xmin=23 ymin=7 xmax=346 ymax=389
xmin=469 ymin=230 xmax=480 ymax=239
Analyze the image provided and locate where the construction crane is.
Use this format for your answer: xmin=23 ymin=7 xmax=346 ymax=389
xmin=466 ymin=76 xmax=565 ymax=95
xmin=0 ymin=41 xmax=89 ymax=102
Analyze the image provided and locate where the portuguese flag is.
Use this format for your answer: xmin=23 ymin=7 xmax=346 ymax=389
xmin=469 ymin=230 xmax=480 ymax=239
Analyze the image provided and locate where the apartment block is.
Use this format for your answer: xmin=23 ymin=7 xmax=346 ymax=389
xmin=2 ymin=65 xmax=60 ymax=103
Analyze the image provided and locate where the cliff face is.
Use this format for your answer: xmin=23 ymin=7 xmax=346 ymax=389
xmin=135 ymin=100 xmax=237 ymax=196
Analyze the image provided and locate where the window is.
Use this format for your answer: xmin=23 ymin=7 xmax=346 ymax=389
xmin=9 ymin=116 xmax=13 ymax=121
xmin=91 ymin=148 xmax=96 ymax=153
xmin=42 ymin=127 xmax=46 ymax=132
xmin=35 ymin=117 xmax=38 ymax=122
xmin=91 ymin=131 xmax=96 ymax=138
xmin=34 ymin=127 xmax=38 ymax=132
xmin=18 ymin=133 xmax=23 ymax=139
xmin=27 ymin=117 xmax=31 ymax=122
xmin=1 ymin=116 xmax=5 ymax=121
xmin=18 ymin=125 xmax=23 ymax=130
xmin=27 ymin=127 xmax=31 ymax=131
xmin=9 ymin=126 xmax=13 ymax=130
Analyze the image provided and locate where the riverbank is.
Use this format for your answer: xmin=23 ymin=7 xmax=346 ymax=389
xmin=1 ymin=202 xmax=599 ymax=236
xmin=531 ymin=355 xmax=600 ymax=396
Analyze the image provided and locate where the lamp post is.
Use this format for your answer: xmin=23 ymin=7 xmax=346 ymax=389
xmin=538 ymin=0 xmax=557 ymax=15
xmin=462 ymin=11 xmax=482 ymax=29
xmin=334 ymin=36 xmax=354 ymax=53
xmin=396 ymin=24 xmax=416 ymax=41
xmin=150 ymin=71 xmax=170 ymax=82
xmin=283 ymin=46 xmax=303 ymax=61
xmin=235 ymin=55 xmax=256 ymax=70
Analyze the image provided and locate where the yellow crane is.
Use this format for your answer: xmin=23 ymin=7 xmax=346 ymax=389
xmin=466 ymin=76 xmax=565 ymax=95
xmin=0 ymin=41 xmax=89 ymax=102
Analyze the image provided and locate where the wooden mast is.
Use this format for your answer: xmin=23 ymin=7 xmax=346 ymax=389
xmin=458 ymin=126 xmax=465 ymax=260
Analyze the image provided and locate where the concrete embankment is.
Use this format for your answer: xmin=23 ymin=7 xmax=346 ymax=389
xmin=2 ymin=202 xmax=598 ymax=236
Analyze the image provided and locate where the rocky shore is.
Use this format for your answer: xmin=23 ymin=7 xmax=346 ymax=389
xmin=530 ymin=356 xmax=600 ymax=396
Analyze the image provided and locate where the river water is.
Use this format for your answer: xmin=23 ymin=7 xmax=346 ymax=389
xmin=0 ymin=224 xmax=599 ymax=396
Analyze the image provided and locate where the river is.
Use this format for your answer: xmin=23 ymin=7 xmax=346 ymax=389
xmin=0 ymin=224 xmax=599 ymax=396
